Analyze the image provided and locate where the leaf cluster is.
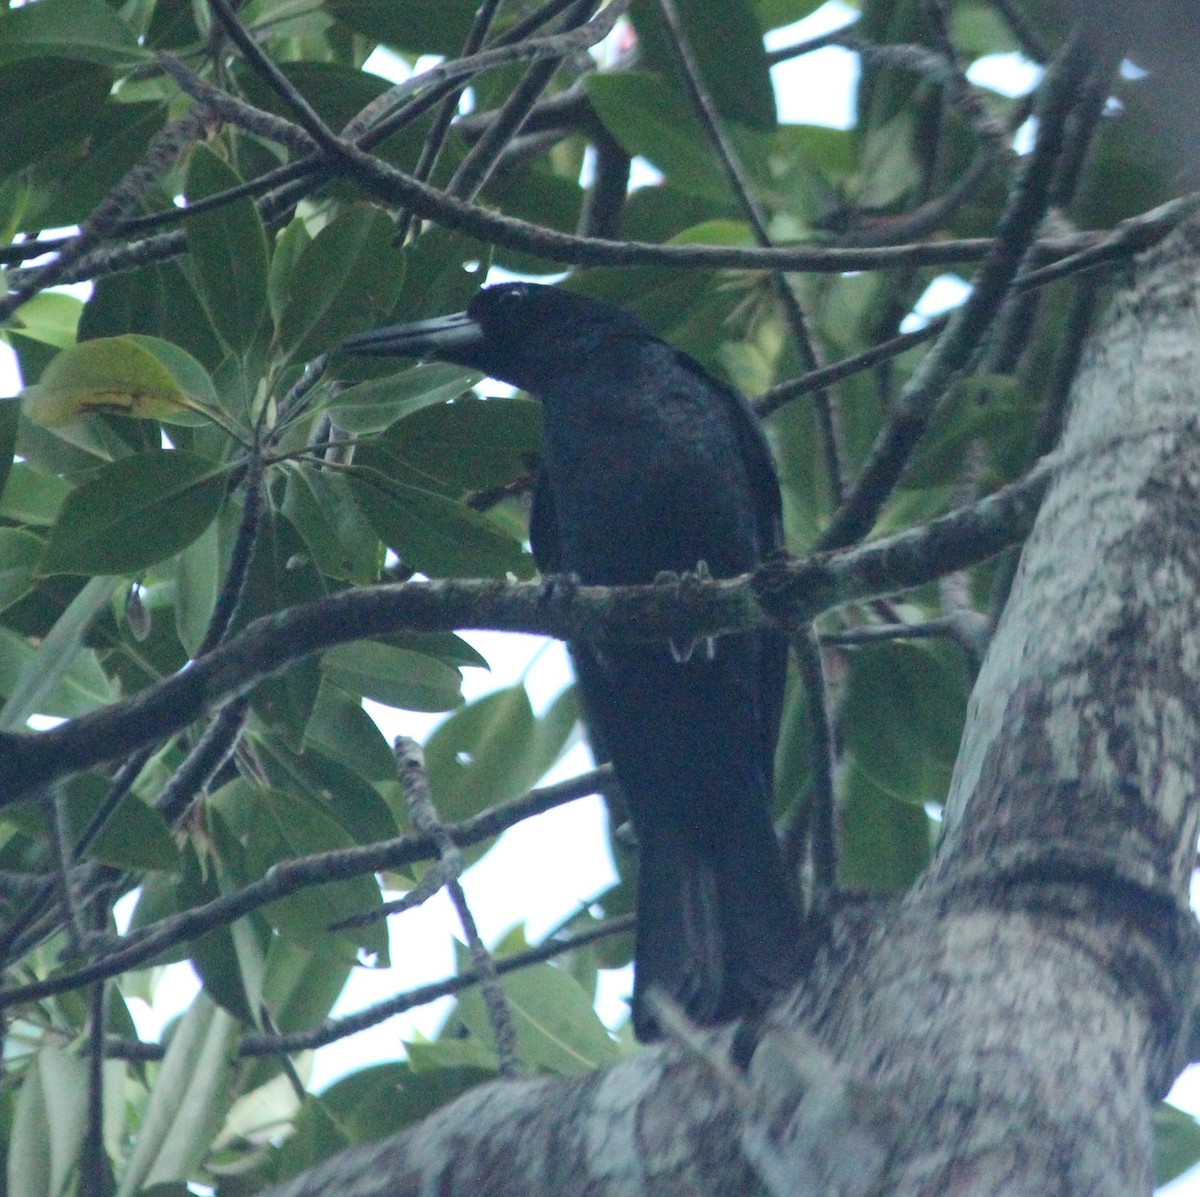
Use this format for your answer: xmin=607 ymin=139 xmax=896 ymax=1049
xmin=0 ymin=0 xmax=1195 ymax=1191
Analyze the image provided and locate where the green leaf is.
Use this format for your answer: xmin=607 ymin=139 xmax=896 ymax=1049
xmin=113 ymin=993 xmax=238 ymax=1197
xmin=184 ymin=145 xmax=269 ymax=356
xmin=950 ymin=3 xmax=1019 ymax=59
xmin=174 ymin=517 xmax=220 ymax=656
xmin=855 ymin=109 xmax=922 ymax=209
xmin=187 ymin=812 xmax=271 ymax=1024
xmin=298 ymin=1060 xmax=494 ymax=1153
xmin=125 ymin=873 xmax=190 ymax=967
xmin=381 ymin=396 xmax=542 ymax=493
xmin=0 ymin=0 xmax=147 ymax=68
xmin=1 ymin=462 xmax=71 ymax=530
xmin=8 ymin=1045 xmax=88 ymax=1197
xmin=268 ymin=218 xmax=311 ymax=327
xmin=408 ymin=1037 xmax=499 ymax=1074
xmin=303 ymin=680 xmax=397 ymax=781
xmin=905 ymin=375 xmax=1026 ymax=489
xmin=127 ymin=335 xmax=223 ymax=414
xmin=277 ymin=204 xmax=406 ymax=363
xmin=348 ymin=445 xmax=533 ymax=579
xmin=30 ymin=98 xmax=168 ymax=231
xmin=234 ymin=59 xmax=392 ymax=132
xmin=752 ymin=0 xmax=827 ymax=28
xmin=630 ymin=0 xmax=776 ymax=132
xmin=1155 ymin=1102 xmax=1200 ymax=1186
xmin=39 ymin=450 xmax=230 ymax=576
xmin=10 ymin=290 xmax=84 ymax=349
xmin=0 ymin=529 xmax=42 ymax=613
xmin=222 ymin=508 xmax=326 ymax=744
xmin=68 ymin=774 xmax=178 ymax=870
xmin=262 ymin=936 xmax=353 ymax=1035
xmin=237 ymin=0 xmax=334 ymax=42
xmin=455 ymin=954 xmax=619 ymax=1074
xmin=425 ymin=684 xmax=579 ymax=823
xmin=253 ymin=1097 xmax=349 ymax=1185
xmin=838 ymin=759 xmax=934 ymax=893
xmin=388 ymin=227 xmax=490 ymax=322
xmin=4 ymin=773 xmax=179 ymax=871
xmin=0 ymin=59 xmax=112 ymax=177
xmin=326 ymin=363 xmax=480 ymax=434
xmin=21 ymin=335 xmax=220 ymax=428
xmin=216 ymin=783 xmax=389 ymax=960
xmin=323 ymin=0 xmax=476 ymax=55
xmin=253 ymin=743 xmax=400 ymax=846
xmin=841 ymin=641 xmax=969 ymax=807
xmin=0 ymin=576 xmax=118 ymax=729
xmin=281 ymin=463 xmax=382 ymax=585
xmin=323 ymin=641 xmax=463 ymax=713
xmin=80 ymin=260 xmax=224 ymax=373
xmin=146 ymin=0 xmax=202 ymax=48
xmin=586 ymin=72 xmax=728 ymax=198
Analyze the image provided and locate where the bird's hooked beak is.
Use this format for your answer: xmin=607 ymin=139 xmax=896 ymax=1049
xmin=339 ymin=311 xmax=484 ymax=360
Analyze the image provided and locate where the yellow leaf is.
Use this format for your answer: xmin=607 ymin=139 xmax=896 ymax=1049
xmin=21 ymin=336 xmax=216 ymax=427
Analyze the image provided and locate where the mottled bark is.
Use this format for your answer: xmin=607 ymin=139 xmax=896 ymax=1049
xmin=262 ymin=218 xmax=1200 ymax=1197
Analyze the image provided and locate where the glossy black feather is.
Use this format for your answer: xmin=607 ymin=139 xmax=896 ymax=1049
xmin=343 ymin=283 xmax=804 ymax=1039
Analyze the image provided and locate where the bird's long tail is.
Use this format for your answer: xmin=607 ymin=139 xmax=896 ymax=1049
xmin=632 ymin=800 xmax=804 ymax=1040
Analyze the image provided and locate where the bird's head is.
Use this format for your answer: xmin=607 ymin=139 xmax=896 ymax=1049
xmin=340 ymin=282 xmax=649 ymax=393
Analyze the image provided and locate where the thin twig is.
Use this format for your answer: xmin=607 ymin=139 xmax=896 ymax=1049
xmin=655 ymin=0 xmax=845 ymax=503
xmin=758 ymin=317 xmax=947 ymax=417
xmin=206 ymin=0 xmax=343 ymax=157
xmin=974 ymin=53 xmax=1120 ymax=379
xmin=341 ymin=0 xmax=629 ymax=144
xmin=0 ymin=768 xmax=613 ymax=1004
xmin=396 ymin=737 xmax=520 ymax=1076
xmin=238 ymin=911 xmax=633 ymax=1057
xmin=196 ymin=460 xmax=264 ymax=657
xmin=765 ymin=16 xmax=860 ymax=65
xmin=156 ymin=697 xmax=251 ymax=825
xmin=52 ymin=790 xmax=86 ymax=952
xmin=82 ymin=903 xmax=110 ymax=1197
xmin=791 ymin=629 xmax=837 ymax=894
xmin=816 ymin=32 xmax=1100 ymax=551
xmin=0 ymin=109 xmax=209 ymax=322
xmin=0 ymin=455 xmax=1071 ymax=807
xmin=449 ymin=0 xmax=598 ymax=202
xmin=394 ymin=0 xmax=506 ymax=241
xmin=103 ymin=911 xmax=634 ymax=1061
xmin=0 ymin=746 xmax=155 ymax=961
xmin=820 ymin=615 xmax=981 ymax=646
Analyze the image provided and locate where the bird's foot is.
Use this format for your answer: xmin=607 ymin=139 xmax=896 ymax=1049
xmin=537 ymin=570 xmax=582 ymax=609
xmin=658 ymin=562 xmax=717 ymax=663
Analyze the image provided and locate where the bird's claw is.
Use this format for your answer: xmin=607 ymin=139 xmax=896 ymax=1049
xmin=665 ymin=561 xmax=716 ymax=663
xmin=538 ymin=570 xmax=582 ymax=608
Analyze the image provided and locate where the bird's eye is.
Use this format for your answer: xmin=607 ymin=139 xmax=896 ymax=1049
xmin=474 ymin=282 xmax=533 ymax=327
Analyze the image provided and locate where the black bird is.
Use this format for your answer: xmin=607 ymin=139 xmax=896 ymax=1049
xmin=342 ymin=283 xmax=804 ymax=1040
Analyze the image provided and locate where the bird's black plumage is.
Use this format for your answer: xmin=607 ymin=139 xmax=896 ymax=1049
xmin=343 ymin=283 xmax=804 ymax=1039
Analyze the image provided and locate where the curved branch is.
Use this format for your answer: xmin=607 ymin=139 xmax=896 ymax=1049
xmin=816 ymin=33 xmax=1102 ymax=551
xmin=0 ymin=767 xmax=612 ymax=1009
xmin=0 ymin=466 xmax=1055 ymax=805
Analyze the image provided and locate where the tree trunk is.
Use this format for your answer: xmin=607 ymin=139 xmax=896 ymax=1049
xmin=260 ymin=214 xmax=1200 ymax=1197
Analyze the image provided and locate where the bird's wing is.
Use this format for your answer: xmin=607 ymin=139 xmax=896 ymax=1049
xmin=672 ymin=349 xmax=785 ymax=555
xmin=672 ymin=349 xmax=789 ymax=770
xmin=528 ymin=465 xmax=562 ymax=573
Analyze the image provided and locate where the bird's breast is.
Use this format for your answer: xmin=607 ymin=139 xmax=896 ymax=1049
xmin=539 ymin=401 xmax=761 ymax=585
